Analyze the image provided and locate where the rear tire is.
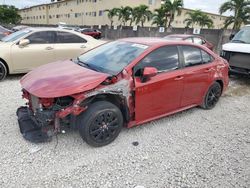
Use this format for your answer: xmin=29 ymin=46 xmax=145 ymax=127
xmin=201 ymin=82 xmax=222 ymax=109
xmin=78 ymin=101 xmax=123 ymax=147
xmin=0 ymin=61 xmax=7 ymax=81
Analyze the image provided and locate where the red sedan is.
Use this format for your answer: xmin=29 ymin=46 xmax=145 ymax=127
xmin=164 ymin=34 xmax=214 ymax=51
xmin=79 ymin=28 xmax=102 ymax=39
xmin=17 ymin=38 xmax=229 ymax=146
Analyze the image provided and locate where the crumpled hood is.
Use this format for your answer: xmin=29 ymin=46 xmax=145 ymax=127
xmin=21 ymin=60 xmax=109 ymax=98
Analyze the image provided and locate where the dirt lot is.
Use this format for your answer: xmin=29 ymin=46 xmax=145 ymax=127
xmin=0 ymin=75 xmax=249 ymax=188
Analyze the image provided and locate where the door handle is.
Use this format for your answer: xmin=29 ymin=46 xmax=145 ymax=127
xmin=45 ymin=46 xmax=53 ymax=50
xmin=80 ymin=45 xmax=87 ymax=48
xmin=174 ymin=76 xmax=184 ymax=81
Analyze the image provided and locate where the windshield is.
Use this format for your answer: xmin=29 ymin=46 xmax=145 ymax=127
xmin=231 ymin=26 xmax=250 ymax=44
xmin=77 ymin=41 xmax=148 ymax=75
xmin=1 ymin=29 xmax=31 ymax=42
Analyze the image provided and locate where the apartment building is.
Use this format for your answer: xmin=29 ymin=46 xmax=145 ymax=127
xmin=18 ymin=0 xmax=228 ymax=29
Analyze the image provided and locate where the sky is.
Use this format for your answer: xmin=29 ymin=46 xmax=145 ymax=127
xmin=0 ymin=0 xmax=231 ymax=16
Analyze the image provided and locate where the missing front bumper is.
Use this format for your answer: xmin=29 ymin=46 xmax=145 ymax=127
xmin=16 ymin=107 xmax=51 ymax=143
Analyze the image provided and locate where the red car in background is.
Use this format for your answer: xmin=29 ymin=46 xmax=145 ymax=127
xmin=164 ymin=34 xmax=214 ymax=51
xmin=79 ymin=28 xmax=102 ymax=39
xmin=17 ymin=38 xmax=229 ymax=146
xmin=0 ymin=25 xmax=13 ymax=39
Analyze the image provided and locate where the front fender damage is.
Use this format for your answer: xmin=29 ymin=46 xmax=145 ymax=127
xmin=17 ymin=70 xmax=135 ymax=143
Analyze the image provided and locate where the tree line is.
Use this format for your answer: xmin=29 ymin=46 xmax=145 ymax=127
xmin=105 ymin=0 xmax=250 ymax=30
xmin=0 ymin=5 xmax=21 ymax=25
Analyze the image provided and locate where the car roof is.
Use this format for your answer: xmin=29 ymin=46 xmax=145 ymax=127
xmin=23 ymin=27 xmax=84 ymax=35
xmin=119 ymin=37 xmax=204 ymax=47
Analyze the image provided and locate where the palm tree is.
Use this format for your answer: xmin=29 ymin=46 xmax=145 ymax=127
xmin=219 ymin=0 xmax=250 ymax=29
xmin=184 ymin=10 xmax=202 ymax=28
xmin=162 ymin=0 xmax=184 ymax=28
xmin=199 ymin=14 xmax=214 ymax=28
xmin=129 ymin=8 xmax=136 ymax=26
xmin=104 ymin=8 xmax=119 ymax=27
xmin=117 ymin=6 xmax=133 ymax=26
xmin=133 ymin=5 xmax=152 ymax=27
xmin=185 ymin=10 xmax=214 ymax=28
xmin=152 ymin=7 xmax=167 ymax=27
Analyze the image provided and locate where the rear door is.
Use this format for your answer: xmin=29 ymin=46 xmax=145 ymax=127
xmin=134 ymin=45 xmax=185 ymax=123
xmin=53 ymin=31 xmax=89 ymax=60
xmin=11 ymin=31 xmax=56 ymax=72
xmin=180 ymin=45 xmax=216 ymax=107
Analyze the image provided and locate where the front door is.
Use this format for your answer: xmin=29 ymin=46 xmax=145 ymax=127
xmin=11 ymin=31 xmax=56 ymax=72
xmin=133 ymin=45 xmax=184 ymax=123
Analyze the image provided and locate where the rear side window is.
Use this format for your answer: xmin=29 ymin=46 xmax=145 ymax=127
xmin=135 ymin=46 xmax=179 ymax=75
xmin=201 ymin=50 xmax=214 ymax=63
xmin=56 ymin=31 xmax=87 ymax=43
xmin=182 ymin=46 xmax=202 ymax=67
xmin=182 ymin=46 xmax=214 ymax=67
xmin=26 ymin=31 xmax=55 ymax=44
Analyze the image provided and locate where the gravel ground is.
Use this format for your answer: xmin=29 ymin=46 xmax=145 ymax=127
xmin=0 ymin=74 xmax=249 ymax=188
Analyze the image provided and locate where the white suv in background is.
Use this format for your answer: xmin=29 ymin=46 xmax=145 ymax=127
xmin=221 ymin=25 xmax=250 ymax=75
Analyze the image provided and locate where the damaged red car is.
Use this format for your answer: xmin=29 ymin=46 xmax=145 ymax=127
xmin=17 ymin=38 xmax=229 ymax=147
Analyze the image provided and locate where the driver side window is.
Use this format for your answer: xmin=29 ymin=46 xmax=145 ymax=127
xmin=134 ymin=46 xmax=179 ymax=76
xmin=26 ymin=31 xmax=55 ymax=44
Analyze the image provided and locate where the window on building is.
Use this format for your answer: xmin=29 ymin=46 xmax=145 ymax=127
xmin=92 ymin=12 xmax=96 ymax=17
xmin=99 ymin=10 xmax=103 ymax=16
xmin=148 ymin=0 xmax=155 ymax=5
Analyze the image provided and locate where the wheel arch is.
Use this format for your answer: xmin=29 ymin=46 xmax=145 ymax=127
xmin=215 ymin=79 xmax=224 ymax=92
xmin=86 ymin=94 xmax=130 ymax=123
xmin=0 ymin=58 xmax=9 ymax=74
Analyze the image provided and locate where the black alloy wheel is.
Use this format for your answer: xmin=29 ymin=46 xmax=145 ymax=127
xmin=202 ymin=82 xmax=222 ymax=109
xmin=78 ymin=101 xmax=123 ymax=147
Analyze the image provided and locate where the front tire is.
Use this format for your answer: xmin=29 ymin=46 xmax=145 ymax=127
xmin=201 ymin=82 xmax=222 ymax=109
xmin=0 ymin=61 xmax=7 ymax=81
xmin=78 ymin=101 xmax=123 ymax=147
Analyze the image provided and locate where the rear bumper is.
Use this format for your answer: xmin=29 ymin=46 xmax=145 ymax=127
xmin=16 ymin=107 xmax=51 ymax=143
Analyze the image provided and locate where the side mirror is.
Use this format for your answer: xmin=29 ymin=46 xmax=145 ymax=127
xmin=19 ymin=39 xmax=30 ymax=47
xmin=229 ymin=34 xmax=235 ymax=40
xmin=143 ymin=67 xmax=158 ymax=78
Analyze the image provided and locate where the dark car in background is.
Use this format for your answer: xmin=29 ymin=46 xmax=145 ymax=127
xmin=79 ymin=28 xmax=102 ymax=39
xmin=0 ymin=26 xmax=13 ymax=39
xmin=164 ymin=34 xmax=214 ymax=51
